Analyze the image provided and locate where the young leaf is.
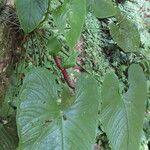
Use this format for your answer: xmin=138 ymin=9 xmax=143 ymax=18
xmin=110 ymin=17 xmax=140 ymax=52
xmin=91 ymin=0 xmax=117 ymax=18
xmin=52 ymin=0 xmax=86 ymax=48
xmin=47 ymin=37 xmax=62 ymax=56
xmin=17 ymin=68 xmax=99 ymax=150
xmin=100 ymin=64 xmax=147 ymax=150
xmin=63 ymin=50 xmax=78 ymax=68
xmin=16 ymin=0 xmax=49 ymax=33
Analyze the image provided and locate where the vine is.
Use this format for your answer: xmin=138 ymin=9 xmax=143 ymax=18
xmin=0 ymin=0 xmax=149 ymax=150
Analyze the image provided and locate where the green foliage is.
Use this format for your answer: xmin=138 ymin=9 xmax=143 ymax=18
xmin=82 ymin=13 xmax=112 ymax=84
xmin=52 ymin=0 xmax=86 ymax=48
xmin=0 ymin=115 xmax=18 ymax=150
xmin=16 ymin=0 xmax=141 ymax=53
xmin=16 ymin=0 xmax=49 ymax=33
xmin=110 ymin=12 xmax=140 ymax=52
xmin=47 ymin=37 xmax=62 ymax=56
xmin=120 ymin=0 xmax=150 ymax=59
xmin=0 ymin=0 xmax=148 ymax=149
xmin=90 ymin=0 xmax=117 ymax=18
xmin=63 ymin=51 xmax=78 ymax=68
xmin=119 ymin=3 xmax=150 ymax=147
xmin=100 ymin=64 xmax=147 ymax=150
xmin=17 ymin=68 xmax=100 ymax=150
xmin=0 ymin=124 xmax=17 ymax=150
xmin=60 ymin=85 xmax=75 ymax=110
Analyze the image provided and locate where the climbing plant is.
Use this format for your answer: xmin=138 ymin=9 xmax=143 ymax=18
xmin=0 ymin=0 xmax=148 ymax=150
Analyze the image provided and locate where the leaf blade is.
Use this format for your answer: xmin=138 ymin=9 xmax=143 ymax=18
xmin=91 ymin=0 xmax=117 ymax=18
xmin=17 ymin=69 xmax=100 ymax=150
xmin=110 ymin=18 xmax=140 ymax=52
xmin=16 ymin=0 xmax=48 ymax=33
xmin=52 ymin=0 xmax=86 ymax=48
xmin=100 ymin=64 xmax=147 ymax=150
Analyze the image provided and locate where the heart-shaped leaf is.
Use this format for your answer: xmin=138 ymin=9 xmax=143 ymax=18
xmin=100 ymin=64 xmax=147 ymax=150
xmin=16 ymin=0 xmax=49 ymax=33
xmin=91 ymin=0 xmax=117 ymax=18
xmin=52 ymin=0 xmax=86 ymax=48
xmin=17 ymin=68 xmax=99 ymax=150
xmin=110 ymin=17 xmax=140 ymax=52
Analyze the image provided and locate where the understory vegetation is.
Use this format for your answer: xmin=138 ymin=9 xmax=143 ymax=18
xmin=0 ymin=0 xmax=150 ymax=150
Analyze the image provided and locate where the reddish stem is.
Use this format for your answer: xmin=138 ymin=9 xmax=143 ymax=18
xmin=53 ymin=56 xmax=75 ymax=89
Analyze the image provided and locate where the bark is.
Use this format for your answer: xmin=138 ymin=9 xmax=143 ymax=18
xmin=0 ymin=0 xmax=19 ymax=101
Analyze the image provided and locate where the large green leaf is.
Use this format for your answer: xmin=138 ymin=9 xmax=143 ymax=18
xmin=110 ymin=17 xmax=140 ymax=52
xmin=52 ymin=0 xmax=86 ymax=48
xmin=0 ymin=123 xmax=18 ymax=150
xmin=91 ymin=0 xmax=117 ymax=18
xmin=16 ymin=0 xmax=49 ymax=33
xmin=17 ymin=68 xmax=99 ymax=150
xmin=100 ymin=64 xmax=147 ymax=150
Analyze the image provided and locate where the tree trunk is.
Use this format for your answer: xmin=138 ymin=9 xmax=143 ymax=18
xmin=0 ymin=0 xmax=19 ymax=101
